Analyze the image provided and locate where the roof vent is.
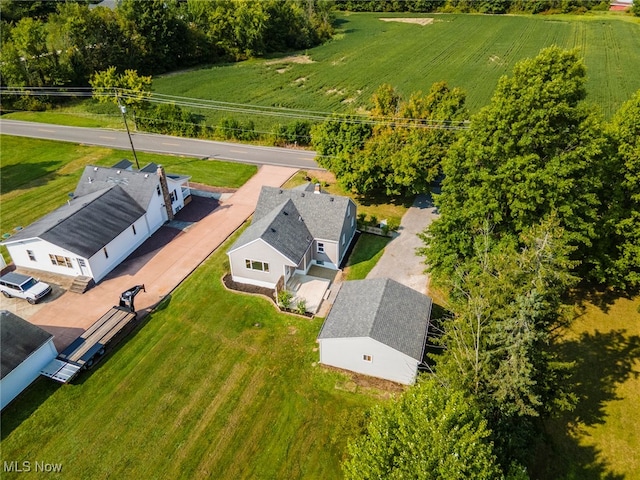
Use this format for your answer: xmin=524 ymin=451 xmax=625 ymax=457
xmin=93 ymin=167 xmax=98 ymax=171
xmin=298 ymin=215 xmax=303 ymax=222
xmin=144 ymin=174 xmax=149 ymax=178
xmin=301 ymin=193 xmax=305 ymax=197
xmin=329 ymin=197 xmax=334 ymax=202
xmin=270 ymin=228 xmax=276 ymax=233
xmin=117 ymin=170 xmax=121 ymax=174
xmin=279 ymin=189 xmax=283 ymax=194
xmin=88 ymin=177 xmax=92 ymax=183
xmin=283 ymin=211 xmax=289 ymax=216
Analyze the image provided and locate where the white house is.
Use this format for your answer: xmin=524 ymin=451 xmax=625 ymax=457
xmin=1 ymin=310 xmax=57 ymax=410
xmin=1 ymin=161 xmax=190 ymax=283
xmin=318 ymin=278 xmax=432 ymax=385
xmin=227 ymin=183 xmax=357 ymax=289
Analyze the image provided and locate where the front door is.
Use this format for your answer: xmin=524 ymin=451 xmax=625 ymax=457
xmin=77 ymin=258 xmax=86 ymax=276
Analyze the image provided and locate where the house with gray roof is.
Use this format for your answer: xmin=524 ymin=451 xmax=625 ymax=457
xmin=227 ymin=184 xmax=357 ymax=288
xmin=1 ymin=311 xmax=57 ymax=410
xmin=2 ymin=162 xmax=191 ymax=283
xmin=317 ymin=278 xmax=432 ymax=385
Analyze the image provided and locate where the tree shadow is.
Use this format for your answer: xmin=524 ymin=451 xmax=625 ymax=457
xmin=533 ymin=329 xmax=640 ymax=479
xmin=0 ymin=160 xmax=62 ymax=194
xmin=569 ymin=286 xmax=635 ymax=315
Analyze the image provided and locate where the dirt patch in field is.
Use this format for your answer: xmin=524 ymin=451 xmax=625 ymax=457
xmin=266 ymin=54 xmax=314 ymax=65
xmin=380 ymin=17 xmax=434 ymax=26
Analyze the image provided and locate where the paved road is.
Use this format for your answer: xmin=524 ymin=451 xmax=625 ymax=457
xmin=366 ymin=194 xmax=438 ymax=294
xmin=0 ymin=119 xmax=320 ymax=170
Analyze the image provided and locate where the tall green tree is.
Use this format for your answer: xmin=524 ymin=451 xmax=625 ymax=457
xmin=427 ymin=217 xmax=577 ymax=466
xmin=343 ymin=377 xmax=503 ymax=480
xmin=90 ymin=67 xmax=152 ymax=112
xmin=595 ymin=90 xmax=640 ymax=290
xmin=423 ymin=47 xmax=604 ymax=280
xmin=313 ymin=82 xmax=466 ymax=195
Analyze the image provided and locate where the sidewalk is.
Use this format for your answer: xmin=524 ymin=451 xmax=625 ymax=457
xmin=29 ymin=165 xmax=298 ymax=351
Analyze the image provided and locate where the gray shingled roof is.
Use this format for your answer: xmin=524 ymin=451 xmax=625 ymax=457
xmin=4 ymin=186 xmax=145 ymax=257
xmin=318 ymin=279 xmax=432 ymax=361
xmin=229 ymin=199 xmax=313 ymax=264
xmin=1 ymin=310 xmax=53 ymax=379
xmin=74 ymin=165 xmax=160 ymax=210
xmin=253 ymin=185 xmax=353 ymax=242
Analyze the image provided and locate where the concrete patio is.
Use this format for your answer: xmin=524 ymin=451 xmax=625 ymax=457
xmin=287 ymin=266 xmax=339 ymax=314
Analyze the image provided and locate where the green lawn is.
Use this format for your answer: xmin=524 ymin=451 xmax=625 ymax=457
xmin=152 ymin=12 xmax=640 ymax=123
xmin=534 ymin=294 xmax=640 ymax=480
xmin=0 ymin=229 xmax=386 ymax=479
xmin=343 ymin=233 xmax=391 ymax=281
xmin=0 ymin=135 xmax=256 ymax=238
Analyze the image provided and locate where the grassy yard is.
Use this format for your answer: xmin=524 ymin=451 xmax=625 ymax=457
xmin=0 ymin=135 xmax=256 ymax=239
xmin=534 ymin=294 xmax=640 ymax=480
xmin=0 ymin=229 xmax=390 ymax=479
xmin=343 ymin=233 xmax=391 ymax=281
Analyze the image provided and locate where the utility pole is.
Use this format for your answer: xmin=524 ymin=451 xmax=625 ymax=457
xmin=115 ymin=88 xmax=140 ymax=169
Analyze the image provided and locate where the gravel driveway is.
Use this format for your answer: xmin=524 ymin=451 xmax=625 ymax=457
xmin=366 ymin=194 xmax=439 ymax=294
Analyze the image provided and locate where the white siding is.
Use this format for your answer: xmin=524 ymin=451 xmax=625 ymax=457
xmin=145 ymin=187 xmax=168 ymax=231
xmin=229 ymin=239 xmax=295 ymax=288
xmin=6 ymin=238 xmax=88 ymax=278
xmin=313 ymin=239 xmax=339 ymax=269
xmin=87 ymin=215 xmax=151 ymax=282
xmin=166 ymin=177 xmax=187 ymax=213
xmin=319 ymin=337 xmax=419 ymax=385
xmin=1 ymin=338 xmax=57 ymax=410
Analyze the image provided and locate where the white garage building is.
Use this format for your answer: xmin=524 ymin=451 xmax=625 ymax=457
xmin=1 ymin=311 xmax=57 ymax=410
xmin=318 ymin=278 xmax=432 ymax=385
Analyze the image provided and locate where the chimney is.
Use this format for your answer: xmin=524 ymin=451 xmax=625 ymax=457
xmin=157 ymin=165 xmax=174 ymax=221
xmin=314 ymin=183 xmax=321 ymax=194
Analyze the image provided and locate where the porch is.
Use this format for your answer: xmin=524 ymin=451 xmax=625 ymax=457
xmin=286 ymin=266 xmax=339 ymax=314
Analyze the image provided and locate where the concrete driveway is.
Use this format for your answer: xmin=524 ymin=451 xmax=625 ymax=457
xmin=366 ymin=194 xmax=439 ymax=294
xmin=15 ymin=165 xmax=298 ymax=352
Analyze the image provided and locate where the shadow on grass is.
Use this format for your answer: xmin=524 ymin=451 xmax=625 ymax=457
xmin=0 ymin=160 xmax=61 ymax=194
xmin=533 ymin=329 xmax=640 ymax=479
xmin=569 ymin=285 xmax=637 ymax=315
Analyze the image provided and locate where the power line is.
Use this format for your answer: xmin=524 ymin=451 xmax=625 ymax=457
xmin=0 ymin=86 xmax=470 ymax=130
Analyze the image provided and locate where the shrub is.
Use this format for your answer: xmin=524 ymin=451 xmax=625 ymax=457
xmin=277 ymin=289 xmax=293 ymax=309
xmin=296 ymin=299 xmax=307 ymax=315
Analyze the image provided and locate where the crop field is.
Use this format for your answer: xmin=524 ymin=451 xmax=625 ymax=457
xmin=0 ymin=229 xmax=386 ymax=480
xmin=153 ymin=12 xmax=640 ymax=127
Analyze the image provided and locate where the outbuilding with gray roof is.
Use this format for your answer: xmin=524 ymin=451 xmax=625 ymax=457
xmin=318 ymin=278 xmax=432 ymax=385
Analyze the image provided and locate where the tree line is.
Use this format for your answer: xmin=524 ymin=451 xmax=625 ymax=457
xmin=338 ymin=47 xmax=639 ymax=478
xmin=333 ymin=0 xmax=614 ymax=14
xmin=0 ymin=0 xmax=333 ymax=90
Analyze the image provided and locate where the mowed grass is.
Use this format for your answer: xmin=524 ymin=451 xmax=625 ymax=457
xmin=343 ymin=233 xmax=391 ymax=280
xmin=0 ymin=135 xmax=257 ymax=237
xmin=536 ymin=295 xmax=640 ymax=479
xmin=153 ymin=12 xmax=640 ymax=123
xmin=0 ymin=229 xmax=385 ymax=479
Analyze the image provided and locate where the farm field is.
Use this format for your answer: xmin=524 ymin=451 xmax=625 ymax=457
xmin=0 ymin=229 xmax=387 ymax=480
xmin=152 ymin=12 xmax=640 ymax=127
xmin=0 ymin=135 xmax=256 ymax=260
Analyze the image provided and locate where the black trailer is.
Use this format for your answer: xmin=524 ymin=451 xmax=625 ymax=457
xmin=40 ymin=285 xmax=145 ymax=383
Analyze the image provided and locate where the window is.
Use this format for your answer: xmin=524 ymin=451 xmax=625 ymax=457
xmin=49 ymin=254 xmax=73 ymax=268
xmin=363 ymin=355 xmax=372 ymax=362
xmin=351 ymin=216 xmax=354 ymax=228
xmin=245 ymin=259 xmax=269 ymax=272
xmin=132 ymin=224 xmax=137 ymax=235
xmin=170 ymin=190 xmax=177 ymax=203
xmin=27 ymin=250 xmax=36 ymax=261
xmin=104 ymin=247 xmax=109 ymax=259
xmin=317 ymin=242 xmax=325 ymax=254
xmin=342 ymin=233 xmax=346 ymax=246
xmin=156 ymin=185 xmax=162 ymax=196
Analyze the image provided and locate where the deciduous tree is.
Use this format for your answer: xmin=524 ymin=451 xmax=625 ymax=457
xmin=343 ymin=377 xmax=503 ymax=480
